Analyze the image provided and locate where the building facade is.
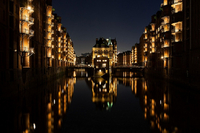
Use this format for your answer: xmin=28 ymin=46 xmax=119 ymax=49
xmin=133 ymin=0 xmax=200 ymax=86
xmin=131 ymin=43 xmax=138 ymax=65
xmin=0 ymin=0 xmax=76 ymax=92
xmin=92 ymin=38 xmax=117 ymax=67
xmin=117 ymin=51 xmax=132 ymax=66
xmin=92 ymin=37 xmax=117 ymax=76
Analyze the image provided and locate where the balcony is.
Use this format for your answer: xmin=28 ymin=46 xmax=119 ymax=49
xmin=171 ymin=35 xmax=182 ymax=44
xmin=20 ymin=47 xmax=34 ymax=55
xmin=171 ymin=0 xmax=182 ymax=5
xmin=29 ymin=30 xmax=34 ymax=37
xmin=163 ymin=40 xmax=170 ymax=48
xmin=21 ymin=16 xmax=34 ymax=25
xmin=27 ymin=5 xmax=34 ymax=13
xmin=171 ymin=22 xmax=182 ymax=34
xmin=46 ymin=43 xmax=52 ymax=48
xmin=47 ymin=37 xmax=52 ymax=41
xmin=47 ymin=15 xmax=52 ymax=19
xmin=29 ymin=17 xmax=34 ymax=25
xmin=144 ymin=35 xmax=148 ymax=40
xmin=164 ymin=49 xmax=169 ymax=58
xmin=163 ymin=24 xmax=170 ymax=32
xmin=171 ymin=1 xmax=183 ymax=14
xmin=20 ymin=47 xmax=30 ymax=52
xmin=174 ymin=28 xmax=182 ymax=33
xmin=47 ymin=30 xmax=51 ymax=33
xmin=21 ymin=29 xmax=34 ymax=37
xmin=171 ymin=7 xmax=182 ymax=15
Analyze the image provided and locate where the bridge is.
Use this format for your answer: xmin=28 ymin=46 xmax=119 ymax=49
xmin=112 ymin=65 xmax=145 ymax=77
xmin=70 ymin=65 xmax=144 ymax=72
xmin=113 ymin=65 xmax=144 ymax=69
xmin=73 ymin=64 xmax=144 ymax=69
xmin=66 ymin=65 xmax=145 ymax=77
xmin=72 ymin=64 xmax=92 ymax=69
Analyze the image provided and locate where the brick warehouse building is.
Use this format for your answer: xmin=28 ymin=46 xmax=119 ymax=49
xmin=92 ymin=37 xmax=117 ymax=76
xmin=0 ymin=0 xmax=76 ymax=92
xmin=132 ymin=0 xmax=200 ymax=87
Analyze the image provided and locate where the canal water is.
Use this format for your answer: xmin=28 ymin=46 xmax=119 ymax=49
xmin=1 ymin=71 xmax=200 ymax=133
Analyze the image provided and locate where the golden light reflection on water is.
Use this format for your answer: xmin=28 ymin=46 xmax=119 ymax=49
xmin=3 ymin=70 xmax=199 ymax=133
xmin=88 ymin=77 xmax=117 ymax=110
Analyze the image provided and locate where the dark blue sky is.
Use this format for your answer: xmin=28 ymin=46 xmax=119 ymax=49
xmin=52 ymin=0 xmax=162 ymax=56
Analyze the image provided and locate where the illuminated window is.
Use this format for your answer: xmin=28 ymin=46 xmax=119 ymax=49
xmin=102 ymin=63 xmax=106 ymax=68
xmin=163 ymin=0 xmax=167 ymax=5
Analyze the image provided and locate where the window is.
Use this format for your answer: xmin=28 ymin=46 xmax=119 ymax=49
xmin=102 ymin=63 xmax=106 ymax=68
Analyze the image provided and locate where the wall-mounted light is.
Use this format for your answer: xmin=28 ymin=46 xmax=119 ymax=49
xmin=33 ymin=123 xmax=36 ymax=130
xmin=27 ymin=6 xmax=31 ymax=10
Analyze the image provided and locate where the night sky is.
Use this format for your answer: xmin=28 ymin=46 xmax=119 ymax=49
xmin=52 ymin=0 xmax=163 ymax=56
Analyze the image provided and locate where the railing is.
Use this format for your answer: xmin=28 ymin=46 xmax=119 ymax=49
xmin=46 ymin=15 xmax=51 ymax=19
xmin=21 ymin=29 xmax=34 ymax=36
xmin=46 ymin=44 xmax=52 ymax=48
xmin=175 ymin=38 xmax=182 ymax=42
xmin=171 ymin=8 xmax=182 ymax=14
xmin=47 ymin=37 xmax=52 ymax=40
xmin=20 ymin=47 xmax=29 ymax=52
xmin=164 ymin=44 xmax=170 ymax=48
xmin=29 ymin=17 xmax=34 ymax=24
xmin=29 ymin=30 xmax=34 ymax=36
xmin=175 ymin=29 xmax=182 ymax=32
xmin=21 ymin=16 xmax=34 ymax=24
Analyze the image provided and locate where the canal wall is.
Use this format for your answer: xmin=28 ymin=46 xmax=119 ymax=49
xmin=0 ymin=67 xmax=68 ymax=97
xmin=144 ymin=68 xmax=200 ymax=90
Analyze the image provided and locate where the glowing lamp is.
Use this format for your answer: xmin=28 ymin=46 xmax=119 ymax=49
xmin=27 ymin=6 xmax=31 ymax=10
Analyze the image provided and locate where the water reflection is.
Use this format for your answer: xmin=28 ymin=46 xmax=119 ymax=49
xmin=1 ymin=72 xmax=200 ymax=132
xmin=112 ymin=76 xmax=200 ymax=133
xmin=86 ymin=77 xmax=117 ymax=111
xmin=1 ymin=77 xmax=76 ymax=133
